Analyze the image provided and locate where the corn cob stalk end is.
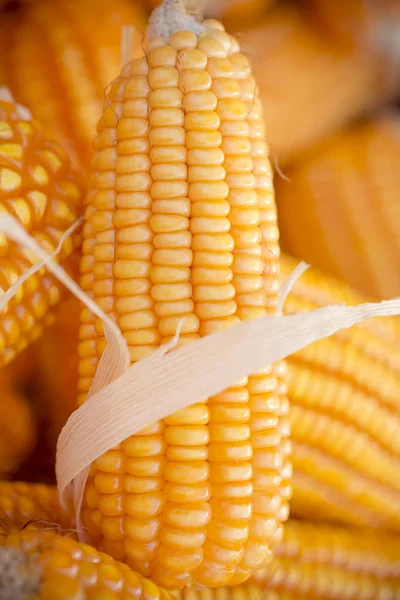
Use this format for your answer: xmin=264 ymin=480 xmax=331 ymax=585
xmin=0 ymin=547 xmax=41 ymax=600
xmin=147 ymin=0 xmax=206 ymax=40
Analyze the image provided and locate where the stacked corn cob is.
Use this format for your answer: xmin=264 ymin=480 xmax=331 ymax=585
xmin=277 ymin=114 xmax=400 ymax=299
xmin=0 ymin=480 xmax=72 ymax=529
xmin=0 ymin=0 xmax=147 ymax=167
xmin=281 ymin=253 xmax=400 ymax=531
xmin=0 ymin=89 xmax=85 ymax=368
xmin=240 ymin=2 xmax=400 ymax=166
xmin=0 ymin=90 xmax=86 ymax=484
xmin=307 ymin=0 xmax=400 ymax=50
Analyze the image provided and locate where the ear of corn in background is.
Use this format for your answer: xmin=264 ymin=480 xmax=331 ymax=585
xmin=0 ymin=480 xmax=73 ymax=530
xmin=277 ymin=113 xmax=400 ymax=299
xmin=281 ymin=254 xmax=400 ymax=531
xmin=306 ymin=0 xmax=400 ymax=50
xmin=0 ymin=89 xmax=85 ymax=367
xmin=240 ymin=1 xmax=400 ymax=167
xmin=0 ymin=0 xmax=147 ymax=168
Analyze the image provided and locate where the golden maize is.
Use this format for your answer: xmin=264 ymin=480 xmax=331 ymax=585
xmin=277 ymin=114 xmax=400 ymax=299
xmin=0 ymin=0 xmax=147 ymax=167
xmin=281 ymin=254 xmax=400 ymax=530
xmin=0 ymin=89 xmax=85 ymax=367
xmin=240 ymin=3 xmax=400 ymax=166
xmin=0 ymin=481 xmax=73 ymax=531
xmin=0 ymin=383 xmax=36 ymax=478
xmin=1 ymin=520 xmax=400 ymax=599
xmin=79 ymin=3 xmax=286 ymax=589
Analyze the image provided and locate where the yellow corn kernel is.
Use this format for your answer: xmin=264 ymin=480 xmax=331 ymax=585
xmin=79 ymin=5 xmax=286 ymax=590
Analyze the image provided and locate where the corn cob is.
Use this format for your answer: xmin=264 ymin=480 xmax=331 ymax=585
xmin=240 ymin=3 xmax=400 ymax=166
xmin=306 ymin=0 xmax=400 ymax=51
xmin=277 ymin=114 xmax=400 ymax=299
xmin=0 ymin=0 xmax=147 ymax=168
xmin=79 ymin=1 xmax=285 ymax=589
xmin=0 ymin=481 xmax=72 ymax=531
xmin=0 ymin=88 xmax=85 ymax=367
xmin=280 ymin=254 xmax=400 ymax=530
xmin=2 ymin=520 xmax=399 ymax=600
xmin=0 ymin=383 xmax=36 ymax=478
xmin=143 ymin=0 xmax=276 ymax=30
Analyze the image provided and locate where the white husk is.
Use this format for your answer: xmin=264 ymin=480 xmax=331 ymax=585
xmin=0 ymin=548 xmax=40 ymax=600
xmin=147 ymin=0 xmax=205 ymax=39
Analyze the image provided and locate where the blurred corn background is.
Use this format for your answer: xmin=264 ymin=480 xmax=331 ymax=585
xmin=1 ymin=0 xmax=400 ymax=596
